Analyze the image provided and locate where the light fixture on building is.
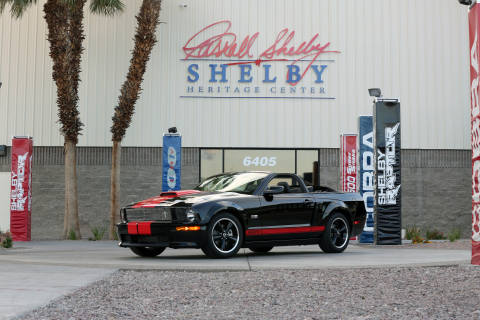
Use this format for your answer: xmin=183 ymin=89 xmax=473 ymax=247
xmin=0 ymin=145 xmax=6 ymax=156
xmin=458 ymin=0 xmax=473 ymax=5
xmin=168 ymin=127 xmax=178 ymax=133
xmin=0 ymin=82 xmax=2 ymax=88
xmin=368 ymin=88 xmax=382 ymax=97
xmin=179 ymin=4 xmax=187 ymax=7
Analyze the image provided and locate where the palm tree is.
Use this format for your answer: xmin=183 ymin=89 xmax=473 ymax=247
xmin=1 ymin=0 xmax=124 ymax=239
xmin=109 ymin=0 xmax=162 ymax=239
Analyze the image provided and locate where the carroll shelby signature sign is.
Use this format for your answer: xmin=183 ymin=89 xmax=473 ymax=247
xmin=373 ymin=100 xmax=402 ymax=245
xmin=182 ymin=21 xmax=340 ymax=98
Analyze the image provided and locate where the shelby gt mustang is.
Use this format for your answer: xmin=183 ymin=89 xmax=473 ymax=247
xmin=117 ymin=171 xmax=367 ymax=259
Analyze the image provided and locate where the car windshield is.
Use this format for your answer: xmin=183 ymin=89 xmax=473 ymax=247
xmin=194 ymin=172 xmax=268 ymax=194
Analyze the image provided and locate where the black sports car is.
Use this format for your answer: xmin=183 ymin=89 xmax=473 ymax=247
xmin=117 ymin=171 xmax=367 ymax=259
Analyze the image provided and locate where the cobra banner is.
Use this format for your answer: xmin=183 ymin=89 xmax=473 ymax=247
xmin=162 ymin=134 xmax=182 ymax=192
xmin=340 ymin=134 xmax=357 ymax=193
xmin=358 ymin=116 xmax=374 ymax=243
xmin=373 ymin=100 xmax=401 ymax=245
xmin=469 ymin=3 xmax=480 ymax=265
xmin=10 ymin=136 xmax=33 ymax=241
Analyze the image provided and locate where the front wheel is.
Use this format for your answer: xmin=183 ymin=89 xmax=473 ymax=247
xmin=201 ymin=213 xmax=243 ymax=259
xmin=319 ymin=212 xmax=350 ymax=253
xmin=130 ymin=246 xmax=166 ymax=257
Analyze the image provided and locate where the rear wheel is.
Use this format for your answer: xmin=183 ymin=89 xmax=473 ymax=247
xmin=130 ymin=246 xmax=166 ymax=257
xmin=201 ymin=213 xmax=243 ymax=259
xmin=319 ymin=212 xmax=350 ymax=253
xmin=248 ymin=247 xmax=274 ymax=253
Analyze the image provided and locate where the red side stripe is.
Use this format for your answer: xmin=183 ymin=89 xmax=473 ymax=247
xmin=127 ymin=222 xmax=138 ymax=235
xmin=137 ymin=222 xmax=153 ymax=235
xmin=246 ymin=226 xmax=325 ymax=236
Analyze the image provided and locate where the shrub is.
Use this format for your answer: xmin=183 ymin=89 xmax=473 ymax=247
xmin=447 ymin=227 xmax=462 ymax=242
xmin=1 ymin=230 xmax=13 ymax=248
xmin=405 ymin=224 xmax=420 ymax=240
xmin=411 ymin=235 xmax=425 ymax=244
xmin=425 ymin=228 xmax=446 ymax=240
xmin=67 ymin=228 xmax=77 ymax=240
xmin=89 ymin=223 xmax=107 ymax=241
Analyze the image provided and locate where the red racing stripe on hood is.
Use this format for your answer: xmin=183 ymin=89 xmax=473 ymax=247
xmin=132 ymin=190 xmax=202 ymax=208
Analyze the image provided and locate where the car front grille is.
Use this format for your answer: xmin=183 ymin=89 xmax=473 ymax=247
xmin=125 ymin=208 xmax=172 ymax=222
xmin=122 ymin=234 xmax=169 ymax=244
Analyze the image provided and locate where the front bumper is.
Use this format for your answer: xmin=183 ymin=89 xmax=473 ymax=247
xmin=117 ymin=222 xmax=208 ymax=249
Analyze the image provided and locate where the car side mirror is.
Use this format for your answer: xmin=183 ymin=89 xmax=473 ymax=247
xmin=263 ymin=186 xmax=284 ymax=195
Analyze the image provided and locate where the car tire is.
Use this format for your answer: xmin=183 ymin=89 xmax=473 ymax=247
xmin=319 ymin=212 xmax=350 ymax=253
xmin=130 ymin=246 xmax=166 ymax=257
xmin=248 ymin=247 xmax=274 ymax=253
xmin=201 ymin=213 xmax=243 ymax=259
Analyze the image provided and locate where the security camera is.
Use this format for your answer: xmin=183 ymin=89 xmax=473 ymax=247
xmin=179 ymin=4 xmax=187 ymax=7
xmin=458 ymin=0 xmax=473 ymax=5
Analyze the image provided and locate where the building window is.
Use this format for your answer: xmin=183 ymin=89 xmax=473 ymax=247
xmin=199 ymin=148 xmax=319 ymax=185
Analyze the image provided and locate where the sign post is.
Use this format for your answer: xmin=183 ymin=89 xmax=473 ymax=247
xmin=162 ymin=133 xmax=182 ymax=192
xmin=373 ymin=99 xmax=402 ymax=245
xmin=469 ymin=2 xmax=480 ymax=265
xmin=340 ymin=134 xmax=357 ymax=193
xmin=10 ymin=136 xmax=33 ymax=241
xmin=357 ymin=116 xmax=374 ymax=243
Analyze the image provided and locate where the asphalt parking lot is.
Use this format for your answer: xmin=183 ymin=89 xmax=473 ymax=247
xmin=0 ymin=240 xmax=473 ymax=319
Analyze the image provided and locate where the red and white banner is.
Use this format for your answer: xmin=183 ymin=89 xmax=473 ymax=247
xmin=340 ymin=134 xmax=357 ymax=193
xmin=10 ymin=136 xmax=33 ymax=241
xmin=469 ymin=4 xmax=480 ymax=265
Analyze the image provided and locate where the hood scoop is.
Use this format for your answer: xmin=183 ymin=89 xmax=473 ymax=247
xmin=159 ymin=190 xmax=202 ymax=197
xmin=132 ymin=190 xmax=202 ymax=208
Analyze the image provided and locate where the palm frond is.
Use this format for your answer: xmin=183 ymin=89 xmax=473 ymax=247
xmin=89 ymin=0 xmax=124 ymax=16
xmin=1 ymin=0 xmax=37 ymax=19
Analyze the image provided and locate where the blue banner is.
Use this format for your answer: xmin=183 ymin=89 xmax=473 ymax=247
xmin=162 ymin=135 xmax=182 ymax=192
xmin=358 ymin=116 xmax=374 ymax=243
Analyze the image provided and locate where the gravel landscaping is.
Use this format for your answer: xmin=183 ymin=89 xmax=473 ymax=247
xmin=19 ymin=266 xmax=480 ymax=320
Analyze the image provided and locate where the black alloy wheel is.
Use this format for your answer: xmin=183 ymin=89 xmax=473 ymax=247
xmin=248 ymin=247 xmax=274 ymax=253
xmin=130 ymin=246 xmax=166 ymax=257
xmin=319 ymin=212 xmax=350 ymax=253
xmin=201 ymin=213 xmax=243 ymax=259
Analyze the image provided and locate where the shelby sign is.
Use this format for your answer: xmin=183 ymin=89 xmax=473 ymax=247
xmin=182 ymin=21 xmax=339 ymax=99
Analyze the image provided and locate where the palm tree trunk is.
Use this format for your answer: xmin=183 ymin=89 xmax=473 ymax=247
xmin=65 ymin=139 xmax=81 ymax=239
xmin=110 ymin=0 xmax=162 ymax=236
xmin=62 ymin=160 xmax=69 ymax=239
xmin=110 ymin=140 xmax=121 ymax=239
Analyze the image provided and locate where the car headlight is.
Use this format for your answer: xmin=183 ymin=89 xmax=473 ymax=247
xmin=175 ymin=208 xmax=199 ymax=222
xmin=186 ymin=210 xmax=196 ymax=222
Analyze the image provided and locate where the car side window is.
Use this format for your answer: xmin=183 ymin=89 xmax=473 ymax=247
xmin=267 ymin=176 xmax=305 ymax=194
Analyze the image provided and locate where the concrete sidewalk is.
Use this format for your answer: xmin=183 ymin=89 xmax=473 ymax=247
xmin=0 ymin=264 xmax=116 ymax=320
xmin=0 ymin=240 xmax=472 ymax=270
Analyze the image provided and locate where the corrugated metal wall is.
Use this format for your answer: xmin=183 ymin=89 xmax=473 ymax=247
xmin=0 ymin=0 xmax=470 ymax=149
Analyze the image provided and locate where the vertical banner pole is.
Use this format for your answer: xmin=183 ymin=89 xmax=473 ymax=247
xmin=340 ymin=134 xmax=358 ymax=193
xmin=358 ymin=116 xmax=374 ymax=243
xmin=373 ymin=99 xmax=402 ymax=245
xmin=469 ymin=3 xmax=480 ymax=265
xmin=10 ymin=136 xmax=33 ymax=241
xmin=162 ymin=133 xmax=182 ymax=192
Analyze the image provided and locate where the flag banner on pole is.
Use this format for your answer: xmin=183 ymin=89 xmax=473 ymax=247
xmin=358 ymin=116 xmax=374 ymax=243
xmin=10 ymin=136 xmax=33 ymax=241
xmin=340 ymin=134 xmax=357 ymax=193
xmin=469 ymin=3 xmax=480 ymax=265
xmin=373 ymin=100 xmax=402 ymax=245
xmin=162 ymin=135 xmax=182 ymax=192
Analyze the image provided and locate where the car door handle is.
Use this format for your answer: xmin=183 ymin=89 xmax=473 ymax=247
xmin=304 ymin=199 xmax=313 ymax=202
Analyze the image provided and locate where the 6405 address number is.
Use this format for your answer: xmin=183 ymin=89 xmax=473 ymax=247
xmin=243 ymin=157 xmax=276 ymax=167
